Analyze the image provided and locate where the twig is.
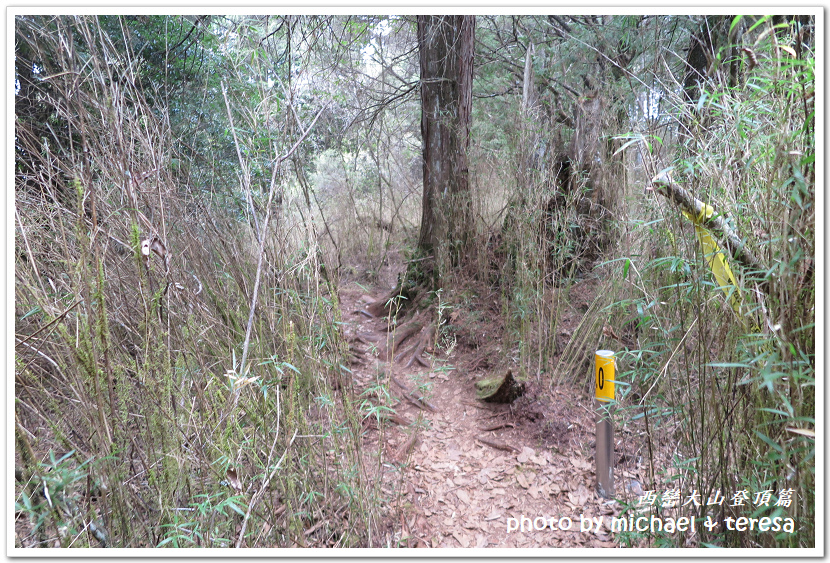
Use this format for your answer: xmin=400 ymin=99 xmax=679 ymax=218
xmin=221 ymin=81 xmax=261 ymax=240
xmin=461 ymin=400 xmax=491 ymax=410
xmin=15 ymin=299 xmax=80 ymax=348
xmin=235 ymin=379 xmax=286 ymax=548
xmin=227 ymin=83 xmax=329 ymax=378
xmin=549 ymin=14 xmax=573 ymax=34
xmin=235 ymin=428 xmax=298 ymax=548
xmin=478 ymin=422 xmax=516 ymax=432
xmin=304 ymin=518 xmax=328 ymax=537
xmin=15 ymin=206 xmax=47 ymax=298
xmin=475 ymin=437 xmax=519 ymax=453
xmin=16 ymin=337 xmax=67 ymax=383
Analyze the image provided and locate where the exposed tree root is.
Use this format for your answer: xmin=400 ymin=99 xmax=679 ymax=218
xmin=395 ymin=325 xmax=435 ymax=368
xmin=364 ymin=409 xmax=413 ymax=428
xmin=354 ymin=333 xmax=380 ymax=345
xmin=367 ymin=280 xmax=428 ymax=319
xmin=378 ymin=315 xmax=425 ymax=361
xmin=412 ymin=355 xmax=430 ymax=368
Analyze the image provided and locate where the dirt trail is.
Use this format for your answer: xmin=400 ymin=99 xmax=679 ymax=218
xmin=338 ymin=279 xmax=645 ymax=548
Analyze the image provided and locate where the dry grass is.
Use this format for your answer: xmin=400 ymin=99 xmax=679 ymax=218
xmin=14 ymin=15 xmax=374 ymax=548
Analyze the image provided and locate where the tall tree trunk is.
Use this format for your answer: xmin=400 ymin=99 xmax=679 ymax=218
xmin=683 ymin=15 xmax=737 ymax=104
xmin=416 ymin=15 xmax=475 ymax=275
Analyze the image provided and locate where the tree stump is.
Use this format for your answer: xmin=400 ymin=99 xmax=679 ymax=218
xmin=475 ymin=370 xmax=525 ymax=404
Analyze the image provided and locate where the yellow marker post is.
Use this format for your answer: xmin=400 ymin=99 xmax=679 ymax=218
xmin=595 ymin=350 xmax=615 ymax=498
xmin=595 ymin=350 xmax=616 ymax=403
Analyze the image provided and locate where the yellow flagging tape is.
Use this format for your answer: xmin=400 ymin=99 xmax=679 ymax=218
xmin=681 ymin=205 xmax=741 ymax=314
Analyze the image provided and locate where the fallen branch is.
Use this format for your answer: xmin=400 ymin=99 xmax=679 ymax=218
xmin=476 ymin=437 xmax=519 ymax=453
xmin=377 ymin=410 xmax=413 ymax=427
xmin=461 ymin=400 xmax=491 ymax=410
xmin=304 ymin=518 xmax=328 ymax=537
xmin=478 ymin=422 xmax=516 ymax=432
xmin=478 ymin=409 xmax=511 ymax=419
xmin=651 ymin=172 xmax=763 ymax=272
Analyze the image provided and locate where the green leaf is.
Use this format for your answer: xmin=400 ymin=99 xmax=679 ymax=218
xmin=747 ymin=15 xmax=771 ymax=33
xmin=20 ymin=306 xmax=42 ymax=321
xmin=613 ymin=135 xmax=647 ymax=156
xmin=754 ymin=430 xmax=784 ymax=454
xmin=281 ymin=362 xmax=301 ymax=374
xmin=757 ymin=407 xmax=791 ymax=417
xmin=225 ymin=500 xmax=246 ymax=516
xmin=696 ymin=91 xmax=708 ymax=113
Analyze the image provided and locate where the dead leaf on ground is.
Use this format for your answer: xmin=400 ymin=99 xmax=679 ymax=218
xmin=452 ymin=531 xmax=470 ymax=548
xmin=570 ymin=456 xmax=591 ymax=472
xmin=517 ymin=446 xmax=535 ymax=463
xmin=567 ymin=483 xmax=591 ymax=506
xmin=530 ymin=454 xmax=548 ymax=466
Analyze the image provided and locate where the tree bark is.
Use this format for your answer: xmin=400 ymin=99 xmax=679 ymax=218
xmin=416 ymin=15 xmax=475 ymax=273
xmin=683 ymin=16 xmax=737 ymax=103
